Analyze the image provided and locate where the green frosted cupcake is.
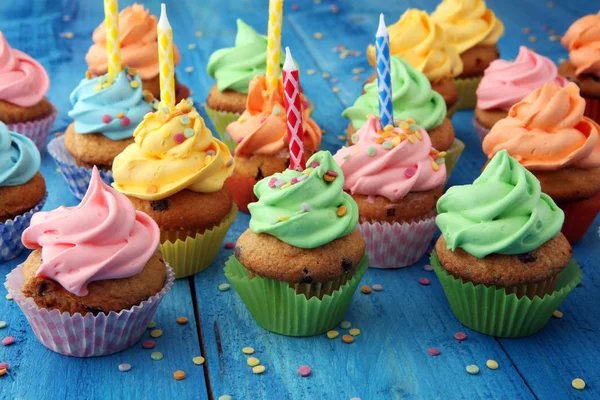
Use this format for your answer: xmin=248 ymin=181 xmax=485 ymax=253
xmin=432 ymin=150 xmax=581 ymax=337
xmin=225 ymin=151 xmax=368 ymax=336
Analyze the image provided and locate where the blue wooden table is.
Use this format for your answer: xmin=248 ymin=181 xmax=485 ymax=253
xmin=1 ymin=0 xmax=599 ymax=399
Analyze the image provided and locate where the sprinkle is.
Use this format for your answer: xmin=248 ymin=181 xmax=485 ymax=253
xmin=101 ymin=114 xmax=112 ymax=124
xmin=407 ymin=135 xmax=416 ymax=144
xmin=224 ymin=242 xmax=235 ymax=249
xmin=118 ymin=363 xmax=132 ymax=372
xmin=173 ymin=370 xmax=186 ymax=380
xmin=219 ymin=396 xmax=232 ymax=400
xmin=572 ymin=378 xmax=585 ymax=390
xmin=218 ymin=283 xmax=231 ymax=292
xmin=428 ymin=348 xmax=441 ymax=356
xmin=292 ymin=4 xmax=299 ymax=10
xmin=361 ymin=285 xmax=372 ymax=294
xmin=423 ymin=264 xmax=433 ymax=272
xmin=60 ymin=32 xmax=74 ymax=39
xmin=0 ymin=369 xmax=6 ymax=376
xmin=437 ymin=151 xmax=447 ymax=158
xmin=372 ymin=284 xmax=383 ymax=291
xmin=323 ymin=174 xmax=336 ymax=183
xmin=327 ymin=330 xmax=339 ymax=339
xmin=193 ymin=356 xmax=205 ymax=365
xmin=93 ymin=84 xmax=103 ymax=91
xmin=272 ymin=105 xmax=282 ymax=115
xmin=337 ymin=205 xmax=347 ymax=217
xmin=185 ymin=66 xmax=194 ymax=73
xmin=342 ymin=153 xmax=350 ymax=160
xmin=147 ymin=320 xmax=157 ymax=329
xmin=151 ymin=352 xmax=164 ymax=361
xmin=366 ymin=146 xmax=376 ymax=157
xmin=180 ymin=115 xmax=191 ymax=125
xmin=552 ymin=310 xmax=563 ymax=318
xmin=549 ymin=35 xmax=561 ymax=42
xmin=310 ymin=161 xmax=321 ymax=168
xmin=321 ymin=73 xmax=331 ymax=80
xmin=307 ymin=69 xmax=315 ymax=75
xmin=275 ymin=179 xmax=287 ymax=188
xmin=486 ymin=360 xmax=499 ymax=370
xmin=454 ymin=332 xmax=467 ymax=341
xmin=1 ymin=337 xmax=14 ymax=346
xmin=414 ymin=130 xmax=422 ymax=140
xmin=466 ymin=365 xmax=480 ymax=375
xmin=0 ymin=363 xmax=7 ymax=370
xmin=349 ymin=328 xmax=361 ymax=336
xmin=353 ymin=76 xmax=361 ymax=81
xmin=523 ymin=27 xmax=531 ymax=34
xmin=195 ymin=31 xmax=203 ymax=37
xmin=174 ymin=133 xmax=186 ymax=144
xmin=247 ymin=357 xmax=260 ymax=367
xmin=252 ymin=365 xmax=266 ymax=374
xmin=340 ymin=321 xmax=352 ymax=329
xmin=419 ymin=278 xmax=430 ymax=286
xmin=130 ymin=80 xmax=140 ymax=89
xmin=342 ymin=335 xmax=355 ymax=344
xmin=351 ymin=134 xmax=359 ymax=143
xmin=206 ymin=150 xmax=216 ymax=156
xmin=382 ymin=141 xmax=393 ymax=149
xmin=301 ymin=202 xmax=311 ymax=212
xmin=352 ymin=67 xmax=365 ymax=74
xmin=85 ymin=71 xmax=92 ymax=80
xmin=529 ymin=36 xmax=537 ymax=43
xmin=277 ymin=216 xmax=290 ymax=222
xmin=5 ymin=294 xmax=12 ymax=301
xmin=120 ymin=117 xmax=131 ymax=127
xmin=177 ymin=316 xmax=189 ymax=325
xmin=142 ymin=340 xmax=155 ymax=349
xmin=337 ymin=135 xmax=346 ymax=142
xmin=150 ymin=329 xmax=163 ymax=338
xmin=268 ymin=177 xmax=277 ymax=188
xmin=431 ymin=161 xmax=440 ymax=171
xmin=314 ymin=32 xmax=323 ymax=40
xmin=332 ymin=87 xmax=340 ymax=93
xmin=242 ymin=347 xmax=255 ymax=355
xmin=299 ymin=365 xmax=311 ymax=377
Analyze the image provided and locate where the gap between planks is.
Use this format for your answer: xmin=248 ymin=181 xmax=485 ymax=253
xmin=189 ymin=277 xmax=215 ymax=400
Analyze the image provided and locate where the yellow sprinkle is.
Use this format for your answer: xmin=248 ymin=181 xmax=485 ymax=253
xmin=192 ymin=356 xmax=205 ymax=365
xmin=0 ymin=369 xmax=6 ymax=376
xmin=437 ymin=151 xmax=447 ymax=158
xmin=242 ymin=347 xmax=255 ymax=355
xmin=238 ymin=116 xmax=246 ymax=123
xmin=277 ymin=216 xmax=290 ymax=221
xmin=60 ymin=32 xmax=74 ymax=39
xmin=326 ymin=330 xmax=339 ymax=339
xmin=529 ymin=36 xmax=537 ymax=43
xmin=352 ymin=67 xmax=364 ymax=74
xmin=523 ymin=27 xmax=531 ymax=34
xmin=383 ymin=124 xmax=394 ymax=131
xmin=337 ymin=135 xmax=346 ymax=141
xmin=188 ymin=43 xmax=197 ymax=50
xmin=105 ymin=76 xmax=114 ymax=84
xmin=116 ymin=112 xmax=125 ymax=118
xmin=280 ymin=183 xmax=291 ymax=189
xmin=414 ymin=130 xmax=422 ymax=140
xmin=340 ymin=51 xmax=349 ymax=59
xmin=552 ymin=310 xmax=563 ymax=319
xmin=130 ymin=80 xmax=140 ymax=89
xmin=5 ymin=294 xmax=12 ymax=301
xmin=322 ymin=72 xmax=330 ymax=79
xmin=185 ymin=66 xmax=194 ymax=73
xmin=93 ymin=84 xmax=103 ymax=91
xmin=486 ymin=360 xmax=499 ymax=370
xmin=195 ymin=31 xmax=204 ymax=37
xmin=405 ymin=118 xmax=415 ymax=124
xmin=336 ymin=205 xmax=347 ymax=217
xmin=431 ymin=161 xmax=440 ymax=171
xmin=247 ymin=357 xmax=260 ymax=367
xmin=313 ymin=32 xmax=323 ymax=40
xmin=85 ymin=71 xmax=92 ymax=80
xmin=173 ymin=370 xmax=186 ymax=380
xmin=303 ymin=168 xmax=314 ymax=175
xmin=332 ymin=87 xmax=340 ymax=93
xmin=177 ymin=316 xmax=189 ymax=325
xmin=349 ymin=328 xmax=361 ymax=336
xmin=392 ymin=136 xmax=401 ymax=147
xmin=307 ymin=69 xmax=316 ymax=75
xmin=101 ymin=83 xmax=111 ymax=89
xmin=252 ymin=365 xmax=266 ymax=374
xmin=572 ymin=378 xmax=585 ymax=390
xmin=150 ymin=329 xmax=163 ymax=338
xmin=407 ymin=135 xmax=416 ymax=144
xmin=399 ymin=121 xmax=409 ymax=130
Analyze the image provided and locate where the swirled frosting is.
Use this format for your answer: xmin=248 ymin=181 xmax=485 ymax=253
xmin=333 ymin=117 xmax=446 ymax=202
xmin=431 ymin=0 xmax=504 ymax=54
xmin=477 ymin=47 xmax=567 ymax=111
xmin=207 ymin=19 xmax=283 ymax=94
xmin=561 ymin=12 xmax=600 ymax=77
xmin=86 ymin=3 xmax=181 ymax=80
xmin=483 ymin=83 xmax=600 ymax=171
xmin=0 ymin=32 xmax=49 ymax=107
xmin=436 ymin=150 xmax=564 ymax=258
xmin=112 ymin=99 xmax=234 ymax=200
xmin=248 ymin=151 xmax=358 ymax=249
xmin=226 ymin=75 xmax=322 ymax=156
xmin=22 ymin=167 xmax=160 ymax=296
xmin=0 ymin=122 xmax=40 ymax=186
xmin=367 ymin=9 xmax=463 ymax=82
xmin=343 ymin=56 xmax=446 ymax=131
xmin=68 ymin=68 xmax=153 ymax=140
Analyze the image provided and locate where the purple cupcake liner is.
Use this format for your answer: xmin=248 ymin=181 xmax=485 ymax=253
xmin=5 ymin=262 xmax=174 ymax=357
xmin=6 ymin=108 xmax=57 ymax=153
xmin=473 ymin=117 xmax=491 ymax=142
xmin=47 ymin=136 xmax=113 ymax=200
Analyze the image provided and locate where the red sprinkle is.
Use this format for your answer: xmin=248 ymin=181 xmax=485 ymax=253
xmin=310 ymin=161 xmax=320 ymax=168
xmin=404 ymin=167 xmax=416 ymax=179
xmin=291 ymin=177 xmax=299 ymax=184
xmin=419 ymin=277 xmax=430 ymax=286
xmin=298 ymin=365 xmax=311 ymax=377
xmin=174 ymin=133 xmax=186 ymax=144
xmin=428 ymin=348 xmax=441 ymax=356
xmin=292 ymin=4 xmax=299 ymax=10
xmin=120 ymin=116 xmax=131 ymax=126
xmin=224 ymin=242 xmax=235 ymax=249
xmin=454 ymin=332 xmax=467 ymax=341
xmin=268 ymin=177 xmax=277 ymax=188
xmin=259 ymin=117 xmax=267 ymax=124
xmin=142 ymin=340 xmax=156 ymax=349
xmin=101 ymin=114 xmax=112 ymax=123
xmin=0 ymin=362 xmax=8 ymax=370
xmin=326 ymin=169 xmax=338 ymax=177
xmin=1 ymin=337 xmax=15 ymax=346
xmin=541 ymin=25 xmax=549 ymax=31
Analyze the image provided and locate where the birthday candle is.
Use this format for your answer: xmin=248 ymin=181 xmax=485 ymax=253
xmin=104 ymin=0 xmax=121 ymax=77
xmin=157 ymin=3 xmax=175 ymax=110
xmin=282 ymin=47 xmax=305 ymax=171
xmin=266 ymin=0 xmax=284 ymax=92
xmin=376 ymin=14 xmax=394 ymax=128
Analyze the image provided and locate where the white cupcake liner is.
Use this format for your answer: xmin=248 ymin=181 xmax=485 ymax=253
xmin=4 ymin=262 xmax=174 ymax=357
xmin=0 ymin=192 xmax=47 ymax=263
xmin=47 ymin=136 xmax=113 ymax=200
xmin=6 ymin=108 xmax=57 ymax=153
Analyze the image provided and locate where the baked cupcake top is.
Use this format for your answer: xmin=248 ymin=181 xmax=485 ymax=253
xmin=86 ymin=3 xmax=181 ymax=80
xmin=207 ymin=19 xmax=284 ymax=95
xmin=22 ymin=167 xmax=160 ymax=296
xmin=68 ymin=67 xmax=154 ymax=140
xmin=0 ymin=32 xmax=49 ymax=108
xmin=112 ymin=99 xmax=234 ymax=200
xmin=226 ymin=75 xmax=321 ymax=156
xmin=0 ymin=122 xmax=40 ymax=186
xmin=561 ymin=11 xmax=600 ymax=77
xmin=431 ymin=0 xmax=504 ymax=54
xmin=333 ymin=116 xmax=446 ymax=202
xmin=248 ymin=151 xmax=358 ymax=249
xmin=436 ymin=150 xmax=564 ymax=258
xmin=477 ymin=47 xmax=567 ymax=111
xmin=366 ymin=9 xmax=463 ymax=82
xmin=483 ymin=82 xmax=600 ymax=171
xmin=343 ymin=56 xmax=446 ymax=131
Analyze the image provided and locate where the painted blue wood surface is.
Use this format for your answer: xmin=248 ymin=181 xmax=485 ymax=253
xmin=0 ymin=0 xmax=599 ymax=399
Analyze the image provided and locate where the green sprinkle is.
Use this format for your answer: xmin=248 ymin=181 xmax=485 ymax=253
xmin=150 ymin=329 xmax=163 ymax=338
xmin=180 ymin=115 xmax=191 ymax=125
xmin=192 ymin=356 xmax=205 ymax=365
xmin=382 ymin=141 xmax=393 ymax=149
xmin=340 ymin=321 xmax=351 ymax=329
xmin=161 ymin=106 xmax=170 ymax=114
xmin=151 ymin=352 xmax=164 ymax=361
xmin=342 ymin=153 xmax=350 ymax=160
xmin=409 ymin=123 xmax=419 ymax=131
xmin=184 ymin=128 xmax=195 ymax=138
xmin=147 ymin=320 xmax=157 ymax=329
xmin=351 ymin=134 xmax=359 ymax=143
xmin=218 ymin=283 xmax=231 ymax=292
xmin=466 ymin=365 xmax=480 ymax=375
xmin=0 ymin=321 xmax=6 ymax=329
xmin=187 ymin=98 xmax=194 ymax=107
xmin=219 ymin=396 xmax=232 ymax=400
xmin=272 ymin=105 xmax=281 ymax=115
xmin=366 ymin=146 xmax=376 ymax=157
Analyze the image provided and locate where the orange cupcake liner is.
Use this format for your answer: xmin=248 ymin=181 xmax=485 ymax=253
xmin=558 ymin=191 xmax=600 ymax=244
xmin=225 ymin=175 xmax=258 ymax=214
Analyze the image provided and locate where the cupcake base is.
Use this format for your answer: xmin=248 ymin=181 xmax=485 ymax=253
xmin=203 ymin=104 xmax=241 ymax=152
xmin=6 ymin=107 xmax=57 ymax=153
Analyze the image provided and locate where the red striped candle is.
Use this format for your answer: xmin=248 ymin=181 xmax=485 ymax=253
xmin=282 ymin=47 xmax=305 ymax=171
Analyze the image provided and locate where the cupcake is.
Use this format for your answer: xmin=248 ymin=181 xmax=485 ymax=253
xmin=47 ymin=67 xmax=154 ymax=200
xmin=112 ymin=99 xmax=237 ymax=278
xmin=0 ymin=32 xmax=56 ymax=152
xmin=474 ymin=46 xmax=567 ymax=140
xmin=5 ymin=167 xmax=173 ymax=356
xmin=85 ymin=3 xmax=189 ymax=101
xmin=559 ymin=11 xmax=600 ymax=123
xmin=225 ymin=151 xmax=368 ymax=336
xmin=224 ymin=76 xmax=322 ymax=213
xmin=483 ymin=82 xmax=600 ymax=244
xmin=334 ymin=116 xmax=446 ymax=268
xmin=431 ymin=0 xmax=504 ymax=109
xmin=432 ymin=150 xmax=580 ymax=337
xmin=365 ymin=9 xmax=463 ymax=114
xmin=343 ymin=56 xmax=464 ymax=177
xmin=205 ymin=19 xmax=284 ymax=144
xmin=0 ymin=122 xmax=46 ymax=262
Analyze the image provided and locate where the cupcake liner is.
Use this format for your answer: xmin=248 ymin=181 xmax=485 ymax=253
xmin=431 ymin=251 xmax=582 ymax=338
xmin=446 ymin=100 xmax=460 ymax=119
xmin=225 ymin=254 xmax=369 ymax=337
xmin=47 ymin=136 xmax=113 ymax=200
xmin=583 ymin=96 xmax=600 ymax=125
xmin=225 ymin=175 xmax=258 ymax=214
xmin=203 ymin=104 xmax=241 ymax=152
xmin=0 ymin=193 xmax=47 ymax=263
xmin=159 ymin=206 xmax=238 ymax=278
xmin=453 ymin=76 xmax=482 ymax=110
xmin=444 ymin=138 xmax=465 ymax=181
xmin=357 ymin=215 xmax=436 ymax=269
xmin=4 ymin=262 xmax=175 ymax=357
xmin=558 ymin=191 xmax=600 ymax=244
xmin=6 ymin=108 xmax=57 ymax=153
xmin=472 ymin=117 xmax=491 ymax=142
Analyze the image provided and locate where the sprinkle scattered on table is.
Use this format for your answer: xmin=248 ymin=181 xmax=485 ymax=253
xmin=150 ymin=329 xmax=163 ymax=338
xmin=546 ymin=1 xmax=554 ymax=7
xmin=572 ymin=378 xmax=585 ymax=390
xmin=0 ymin=363 xmax=8 ymax=370
xmin=466 ymin=365 xmax=480 ymax=375
xmin=177 ymin=316 xmax=189 ymax=325
xmin=340 ymin=321 xmax=351 ymax=329
xmin=361 ymin=285 xmax=372 ymax=294
xmin=195 ymin=31 xmax=203 ymax=38
xmin=5 ymin=294 xmax=13 ymax=301
xmin=218 ymin=283 xmax=231 ymax=292
xmin=147 ymin=320 xmax=157 ymax=329
xmin=523 ymin=27 xmax=531 ymax=34
xmin=63 ymin=15 xmax=71 ymax=21
xmin=299 ymin=365 xmax=311 ymax=377
xmin=185 ymin=66 xmax=194 ymax=73
xmin=224 ymin=242 xmax=235 ymax=249
xmin=353 ymin=76 xmax=361 ymax=81
xmin=188 ymin=43 xmax=196 ymax=50
xmin=423 ymin=264 xmax=433 ymax=272
xmin=552 ymin=310 xmax=563 ymax=319
xmin=142 ymin=340 xmax=156 ymax=349
xmin=242 ymin=347 xmax=255 ymax=355
xmin=2 ymin=337 xmax=15 ymax=346
xmin=247 ymin=357 xmax=260 ymax=367
xmin=332 ymin=87 xmax=341 ymax=93
xmin=327 ymin=330 xmax=339 ymax=339
xmin=59 ymin=32 xmax=74 ymax=39
xmin=428 ymin=348 xmax=441 ymax=356
xmin=307 ymin=69 xmax=315 ymax=76
xmin=118 ymin=363 xmax=132 ymax=372
xmin=0 ymin=369 xmax=6 ymax=377
xmin=252 ymin=365 xmax=266 ymax=374
xmin=218 ymin=396 xmax=232 ymax=400
xmin=322 ymin=72 xmax=330 ymax=79
xmin=337 ymin=135 xmax=346 ymax=141
xmin=314 ymin=32 xmax=323 ymax=40
xmin=193 ymin=356 xmax=205 ymax=365
xmin=372 ymin=284 xmax=383 ymax=292
xmin=486 ymin=360 xmax=499 ymax=370
xmin=173 ymin=370 xmax=186 ymax=380
xmin=342 ymin=334 xmax=355 ymax=344
xmin=151 ymin=352 xmax=164 ymax=361
xmin=0 ymin=321 xmax=6 ymax=329
xmin=419 ymin=278 xmax=430 ymax=286
xmin=349 ymin=328 xmax=361 ymax=337
xmin=454 ymin=332 xmax=467 ymax=341
xmin=292 ymin=4 xmax=299 ymax=11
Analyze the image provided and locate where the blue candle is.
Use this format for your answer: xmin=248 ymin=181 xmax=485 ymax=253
xmin=376 ymin=13 xmax=394 ymax=128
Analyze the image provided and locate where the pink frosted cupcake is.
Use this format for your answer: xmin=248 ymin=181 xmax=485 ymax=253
xmin=333 ymin=116 xmax=447 ymax=268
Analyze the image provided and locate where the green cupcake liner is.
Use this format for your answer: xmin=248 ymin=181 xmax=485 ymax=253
xmin=431 ymin=251 xmax=582 ymax=338
xmin=444 ymin=138 xmax=465 ymax=182
xmin=204 ymin=105 xmax=241 ymax=152
xmin=453 ymin=76 xmax=482 ymax=110
xmin=225 ymin=254 xmax=369 ymax=337
xmin=446 ymin=99 xmax=460 ymax=119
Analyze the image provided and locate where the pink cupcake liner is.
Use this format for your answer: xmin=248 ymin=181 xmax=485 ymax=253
xmin=6 ymin=108 xmax=57 ymax=153
xmin=357 ymin=213 xmax=437 ymax=269
xmin=473 ymin=117 xmax=491 ymax=142
xmin=5 ymin=263 xmax=174 ymax=357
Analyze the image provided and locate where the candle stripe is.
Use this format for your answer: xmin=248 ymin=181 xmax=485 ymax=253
xmin=104 ymin=0 xmax=121 ymax=77
xmin=158 ymin=3 xmax=175 ymax=110
xmin=282 ymin=47 xmax=305 ymax=171
xmin=266 ymin=0 xmax=284 ymax=92
xmin=376 ymin=14 xmax=394 ymax=128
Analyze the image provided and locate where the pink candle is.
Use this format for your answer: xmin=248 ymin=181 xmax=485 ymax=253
xmin=282 ymin=47 xmax=305 ymax=171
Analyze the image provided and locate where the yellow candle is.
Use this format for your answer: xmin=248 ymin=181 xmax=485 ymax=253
xmin=266 ymin=0 xmax=283 ymax=92
xmin=104 ymin=0 xmax=121 ymax=77
xmin=157 ymin=3 xmax=175 ymax=110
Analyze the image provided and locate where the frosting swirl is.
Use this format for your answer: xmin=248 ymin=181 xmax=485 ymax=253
xmin=207 ymin=19 xmax=283 ymax=94
xmin=477 ymin=47 xmax=567 ymax=111
xmin=334 ymin=117 xmax=446 ymax=201
xmin=0 ymin=32 xmax=49 ymax=107
xmin=226 ymin=75 xmax=322 ymax=156
xmin=112 ymin=99 xmax=234 ymax=200
xmin=68 ymin=68 xmax=153 ymax=140
xmin=367 ymin=9 xmax=463 ymax=82
xmin=86 ymin=3 xmax=181 ymax=80
xmin=248 ymin=151 xmax=358 ymax=249
xmin=561 ymin=12 xmax=600 ymax=77
xmin=22 ymin=167 xmax=160 ymax=296
xmin=436 ymin=150 xmax=564 ymax=258
xmin=0 ymin=122 xmax=40 ymax=186
xmin=431 ymin=0 xmax=504 ymax=54
xmin=483 ymin=83 xmax=600 ymax=171
xmin=343 ymin=56 xmax=446 ymax=131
